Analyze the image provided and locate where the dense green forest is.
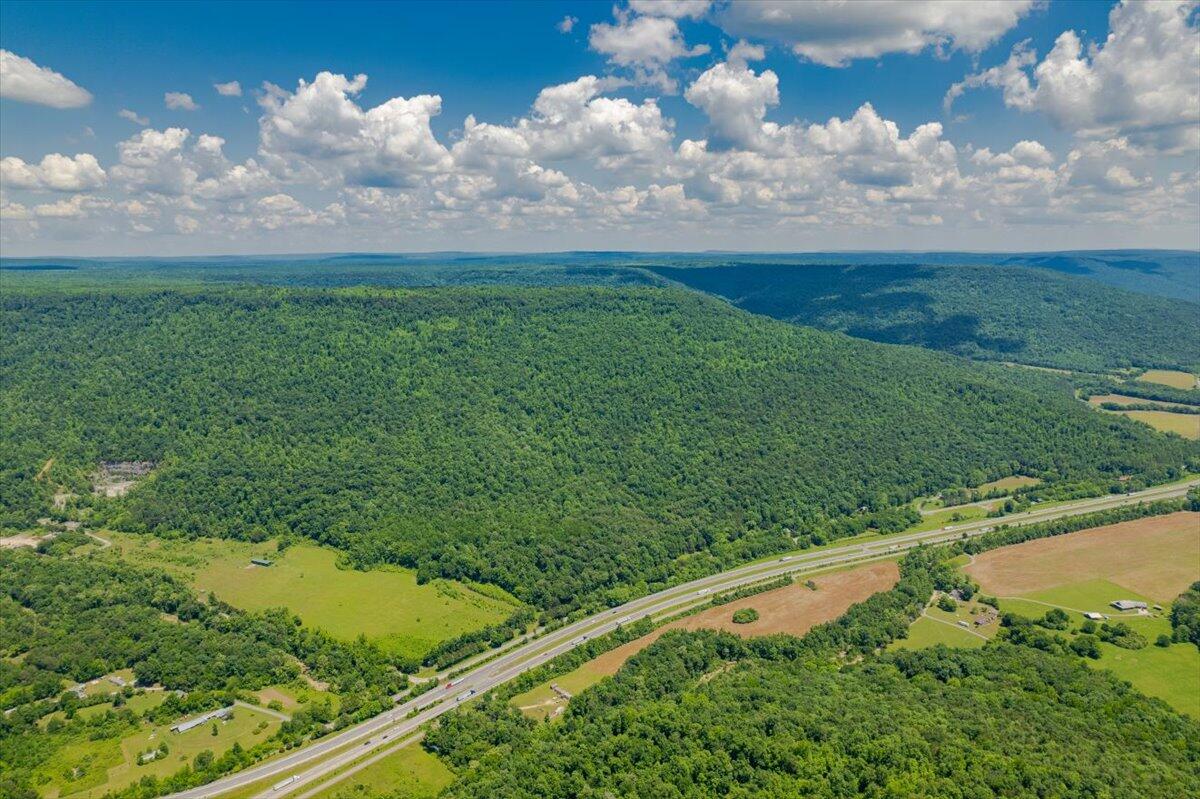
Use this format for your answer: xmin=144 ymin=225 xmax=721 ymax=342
xmin=3 ymin=285 xmax=1195 ymax=612
xmin=651 ymin=263 xmax=1200 ymax=373
xmin=434 ymin=638 xmax=1200 ymax=798
xmin=428 ymin=501 xmax=1200 ymax=798
xmin=5 ymin=255 xmax=1195 ymax=373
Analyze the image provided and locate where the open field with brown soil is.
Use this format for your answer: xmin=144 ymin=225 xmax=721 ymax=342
xmin=900 ymin=516 xmax=1200 ymax=715
xmin=964 ymin=511 xmax=1200 ymax=603
xmin=594 ymin=561 xmax=899 ymax=672
xmin=977 ymin=475 xmax=1040 ymax=492
xmin=512 ymin=561 xmax=898 ymax=719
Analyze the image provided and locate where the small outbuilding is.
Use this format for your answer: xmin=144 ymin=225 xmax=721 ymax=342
xmin=973 ymin=609 xmax=999 ymax=627
xmin=250 ymin=558 xmax=272 ymax=567
xmin=1083 ymin=612 xmax=1105 ymax=621
xmin=1110 ymin=600 xmax=1147 ymax=611
xmin=171 ymin=706 xmax=232 ymax=734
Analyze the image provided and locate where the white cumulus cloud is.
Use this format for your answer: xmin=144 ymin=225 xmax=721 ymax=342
xmin=627 ymin=0 xmax=711 ymax=19
xmin=0 ymin=49 xmax=92 ymax=108
xmin=1 ymin=153 xmax=106 ymax=191
xmin=685 ymin=60 xmax=780 ymax=150
xmin=164 ymin=91 xmax=200 ymax=111
xmin=214 ymin=80 xmax=242 ymax=97
xmin=946 ymin=1 xmax=1200 ymax=152
xmin=257 ymin=71 xmax=451 ymax=187
xmin=718 ymin=0 xmax=1035 ymax=67
xmin=589 ymin=11 xmax=709 ymax=90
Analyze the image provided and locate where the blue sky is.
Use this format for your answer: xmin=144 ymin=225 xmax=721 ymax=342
xmin=1 ymin=1 xmax=1197 ymax=255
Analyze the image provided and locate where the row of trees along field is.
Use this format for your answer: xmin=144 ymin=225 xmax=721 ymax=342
xmin=3 ymin=286 xmax=1197 ymax=613
xmin=427 ymin=496 xmax=1200 ymax=798
xmin=0 ymin=539 xmax=411 ymax=692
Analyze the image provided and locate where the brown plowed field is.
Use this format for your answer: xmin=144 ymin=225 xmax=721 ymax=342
xmin=964 ymin=511 xmax=1200 ymax=602
xmin=588 ymin=560 xmax=899 ymax=676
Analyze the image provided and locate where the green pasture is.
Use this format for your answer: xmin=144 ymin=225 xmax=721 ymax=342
xmin=96 ymin=533 xmax=521 ymax=660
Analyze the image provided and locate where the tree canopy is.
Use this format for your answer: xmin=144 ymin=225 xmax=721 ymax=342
xmin=4 ymin=286 xmax=1195 ymax=611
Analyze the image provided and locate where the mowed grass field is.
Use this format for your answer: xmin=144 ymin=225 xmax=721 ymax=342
xmin=1085 ymin=385 xmax=1200 ymax=439
xmin=43 ymin=705 xmax=282 ymax=799
xmin=39 ymin=692 xmax=168 ymax=732
xmin=960 ymin=512 xmax=1200 ymax=716
xmin=896 ymin=615 xmax=986 ymax=649
xmin=1119 ymin=409 xmax=1200 ymax=439
xmin=96 ymin=533 xmax=521 ymax=660
xmin=310 ymin=742 xmax=453 ymax=799
xmin=892 ymin=596 xmax=998 ymax=652
xmin=1138 ymin=369 xmax=1199 ymax=389
xmin=512 ymin=561 xmax=899 ymax=720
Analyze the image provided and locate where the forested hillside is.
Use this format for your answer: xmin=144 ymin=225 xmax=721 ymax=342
xmin=6 ymin=255 xmax=1195 ymax=372
xmin=434 ymin=635 xmax=1200 ymax=798
xmin=651 ymin=263 xmax=1200 ymax=373
xmin=3 ymin=286 xmax=1195 ymax=611
xmin=430 ymin=508 xmax=1200 ymax=798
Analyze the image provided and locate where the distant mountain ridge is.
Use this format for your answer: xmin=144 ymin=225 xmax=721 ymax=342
xmin=650 ymin=263 xmax=1200 ymax=374
xmin=3 ymin=249 xmax=1197 ymax=302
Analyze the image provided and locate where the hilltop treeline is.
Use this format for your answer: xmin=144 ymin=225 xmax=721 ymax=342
xmin=3 ymin=287 xmax=1196 ymax=611
xmin=652 ymin=263 xmax=1200 ymax=373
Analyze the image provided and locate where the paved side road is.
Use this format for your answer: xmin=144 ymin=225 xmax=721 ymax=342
xmin=166 ymin=479 xmax=1198 ymax=799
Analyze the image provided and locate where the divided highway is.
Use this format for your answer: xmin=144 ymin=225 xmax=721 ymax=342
xmin=168 ymin=479 xmax=1198 ymax=799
